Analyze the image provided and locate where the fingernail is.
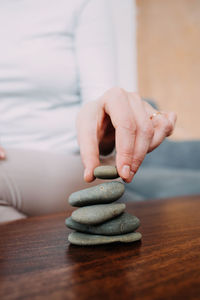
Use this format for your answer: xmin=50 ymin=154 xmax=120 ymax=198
xmin=126 ymin=171 xmax=135 ymax=183
xmin=121 ymin=165 xmax=130 ymax=179
xmin=84 ymin=168 xmax=94 ymax=182
xmin=0 ymin=151 xmax=5 ymax=159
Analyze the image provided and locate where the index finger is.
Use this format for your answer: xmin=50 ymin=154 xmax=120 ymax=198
xmin=103 ymin=89 xmax=136 ymax=182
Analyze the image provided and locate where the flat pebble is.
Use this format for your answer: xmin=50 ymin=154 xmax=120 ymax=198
xmin=68 ymin=231 xmax=142 ymax=246
xmin=71 ymin=203 xmax=126 ymax=225
xmin=66 ymin=213 xmax=140 ymax=235
xmin=94 ymin=165 xmax=119 ymax=179
xmin=68 ymin=181 xmax=124 ymax=207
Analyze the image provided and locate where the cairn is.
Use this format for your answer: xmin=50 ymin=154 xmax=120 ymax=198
xmin=66 ymin=166 xmax=142 ymax=246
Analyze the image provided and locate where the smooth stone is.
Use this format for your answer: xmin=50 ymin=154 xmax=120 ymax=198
xmin=94 ymin=165 xmax=119 ymax=179
xmin=68 ymin=231 xmax=142 ymax=246
xmin=71 ymin=203 xmax=126 ymax=225
xmin=68 ymin=181 xmax=125 ymax=207
xmin=66 ymin=213 xmax=140 ymax=235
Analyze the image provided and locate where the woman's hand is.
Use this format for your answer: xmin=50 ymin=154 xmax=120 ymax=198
xmin=77 ymin=88 xmax=177 ymax=183
xmin=0 ymin=146 xmax=5 ymax=160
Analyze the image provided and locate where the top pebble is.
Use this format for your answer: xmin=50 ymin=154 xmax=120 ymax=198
xmin=94 ymin=165 xmax=119 ymax=179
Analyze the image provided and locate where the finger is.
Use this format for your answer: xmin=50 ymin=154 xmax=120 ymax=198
xmin=148 ymin=112 xmax=175 ymax=152
xmin=103 ymin=88 xmax=136 ymax=182
xmin=77 ymin=106 xmax=100 ymax=183
xmin=166 ymin=111 xmax=177 ymax=136
xmin=128 ymin=93 xmax=154 ymax=177
xmin=0 ymin=146 xmax=6 ymax=159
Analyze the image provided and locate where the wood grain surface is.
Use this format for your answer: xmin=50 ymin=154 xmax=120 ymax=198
xmin=0 ymin=196 xmax=200 ymax=300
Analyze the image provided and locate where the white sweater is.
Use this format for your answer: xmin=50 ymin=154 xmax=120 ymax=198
xmin=0 ymin=0 xmax=116 ymax=153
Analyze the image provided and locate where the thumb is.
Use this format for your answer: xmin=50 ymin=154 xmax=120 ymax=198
xmin=0 ymin=146 xmax=6 ymax=159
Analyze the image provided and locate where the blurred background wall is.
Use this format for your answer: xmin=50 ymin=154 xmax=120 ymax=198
xmin=136 ymin=0 xmax=200 ymax=140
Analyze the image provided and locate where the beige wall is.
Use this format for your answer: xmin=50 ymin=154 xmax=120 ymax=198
xmin=136 ymin=0 xmax=200 ymax=140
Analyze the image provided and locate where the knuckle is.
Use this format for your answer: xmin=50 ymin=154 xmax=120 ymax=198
xmin=104 ymin=87 xmax=126 ymax=99
xmin=132 ymin=156 xmax=143 ymax=169
xmin=118 ymin=149 xmax=133 ymax=160
xmin=117 ymin=121 xmax=136 ymax=134
xmin=102 ymin=87 xmax=127 ymax=107
xmin=141 ymin=121 xmax=154 ymax=139
xmin=111 ymin=87 xmax=126 ymax=97
xmin=122 ymin=119 xmax=135 ymax=131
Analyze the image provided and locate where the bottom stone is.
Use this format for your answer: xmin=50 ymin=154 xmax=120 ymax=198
xmin=68 ymin=231 xmax=142 ymax=246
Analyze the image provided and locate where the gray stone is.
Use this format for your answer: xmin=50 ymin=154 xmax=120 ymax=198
xmin=71 ymin=203 xmax=126 ymax=225
xmin=66 ymin=213 xmax=140 ymax=235
xmin=68 ymin=231 xmax=142 ymax=246
xmin=68 ymin=181 xmax=125 ymax=207
xmin=94 ymin=165 xmax=119 ymax=179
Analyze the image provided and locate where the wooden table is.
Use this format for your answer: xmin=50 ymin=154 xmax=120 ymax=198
xmin=0 ymin=196 xmax=200 ymax=300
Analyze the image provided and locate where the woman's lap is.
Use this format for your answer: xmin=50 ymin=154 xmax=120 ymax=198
xmin=0 ymin=148 xmax=99 ymax=223
xmin=2 ymin=139 xmax=200 ymax=222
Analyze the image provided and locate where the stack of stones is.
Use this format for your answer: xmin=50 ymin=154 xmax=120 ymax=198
xmin=66 ymin=166 xmax=142 ymax=246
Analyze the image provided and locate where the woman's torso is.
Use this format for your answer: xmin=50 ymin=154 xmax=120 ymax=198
xmin=0 ymin=0 xmax=86 ymax=152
